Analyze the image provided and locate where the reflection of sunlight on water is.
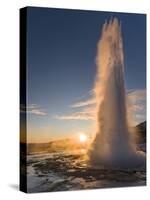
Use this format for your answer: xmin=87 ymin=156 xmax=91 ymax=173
xmin=66 ymin=149 xmax=89 ymax=169
xmin=80 ymin=148 xmax=86 ymax=154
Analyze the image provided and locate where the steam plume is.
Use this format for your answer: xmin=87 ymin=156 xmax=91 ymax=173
xmin=89 ymin=18 xmax=145 ymax=169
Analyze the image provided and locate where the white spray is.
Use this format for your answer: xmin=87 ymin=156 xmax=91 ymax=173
xmin=89 ymin=18 xmax=145 ymax=169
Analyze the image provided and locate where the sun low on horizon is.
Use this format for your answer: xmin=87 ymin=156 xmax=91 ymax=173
xmin=79 ymin=133 xmax=88 ymax=143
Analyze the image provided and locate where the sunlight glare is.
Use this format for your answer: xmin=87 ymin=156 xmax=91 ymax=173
xmin=79 ymin=133 xmax=87 ymax=143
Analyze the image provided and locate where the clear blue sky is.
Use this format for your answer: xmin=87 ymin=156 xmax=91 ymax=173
xmin=25 ymin=7 xmax=146 ymax=142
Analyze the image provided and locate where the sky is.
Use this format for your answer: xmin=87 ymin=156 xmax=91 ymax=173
xmin=23 ymin=7 xmax=146 ymax=143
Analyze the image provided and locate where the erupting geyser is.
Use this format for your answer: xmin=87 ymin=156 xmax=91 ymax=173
xmin=89 ymin=18 xmax=145 ymax=169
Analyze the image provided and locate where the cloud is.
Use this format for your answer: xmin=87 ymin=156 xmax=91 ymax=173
xmin=55 ymin=106 xmax=95 ymax=121
xmin=127 ymin=89 xmax=146 ymax=123
xmin=55 ymin=114 xmax=92 ymax=120
xmin=127 ymin=89 xmax=146 ymax=102
xmin=55 ymin=89 xmax=146 ymax=122
xmin=70 ymin=98 xmax=96 ymax=108
xmin=27 ymin=109 xmax=47 ymax=116
xmin=20 ymin=104 xmax=47 ymax=116
xmin=70 ymin=89 xmax=95 ymax=108
xmin=127 ymin=89 xmax=146 ymax=112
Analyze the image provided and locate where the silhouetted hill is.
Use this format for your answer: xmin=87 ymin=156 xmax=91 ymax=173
xmin=136 ymin=121 xmax=146 ymax=144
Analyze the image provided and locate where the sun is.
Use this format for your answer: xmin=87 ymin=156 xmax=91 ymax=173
xmin=79 ymin=133 xmax=87 ymax=143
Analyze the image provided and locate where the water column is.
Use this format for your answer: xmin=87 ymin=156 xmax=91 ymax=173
xmin=89 ymin=18 xmax=145 ymax=169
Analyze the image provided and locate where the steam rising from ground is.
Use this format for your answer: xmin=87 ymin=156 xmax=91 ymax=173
xmin=89 ymin=18 xmax=145 ymax=169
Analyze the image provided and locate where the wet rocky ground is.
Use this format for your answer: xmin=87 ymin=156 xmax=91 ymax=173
xmin=27 ymin=151 xmax=146 ymax=193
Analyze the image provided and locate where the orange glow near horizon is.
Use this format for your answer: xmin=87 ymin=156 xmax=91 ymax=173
xmin=79 ymin=133 xmax=88 ymax=143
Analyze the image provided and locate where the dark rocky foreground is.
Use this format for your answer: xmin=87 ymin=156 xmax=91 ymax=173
xmin=27 ymin=150 xmax=146 ymax=193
